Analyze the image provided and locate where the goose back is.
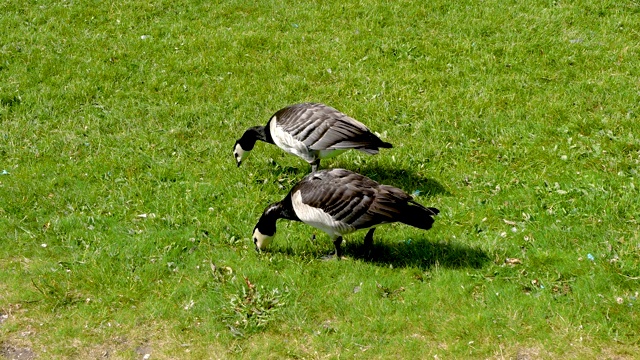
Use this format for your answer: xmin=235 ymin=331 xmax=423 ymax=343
xmin=290 ymin=169 xmax=438 ymax=235
xmin=270 ymin=103 xmax=391 ymax=153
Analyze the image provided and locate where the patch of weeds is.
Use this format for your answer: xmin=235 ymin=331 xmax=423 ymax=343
xmin=314 ymin=319 xmax=338 ymax=336
xmin=209 ymin=262 xmax=235 ymax=284
xmin=0 ymin=95 xmax=21 ymax=108
xmin=604 ymin=237 xmax=640 ymax=279
xmin=31 ymin=276 xmax=83 ymax=309
xmin=376 ymin=282 xmax=405 ymax=301
xmin=222 ymin=231 xmax=245 ymax=248
xmin=222 ymin=277 xmax=290 ymax=337
xmin=551 ymin=282 xmax=573 ymax=298
xmin=412 ymin=270 xmax=433 ymax=283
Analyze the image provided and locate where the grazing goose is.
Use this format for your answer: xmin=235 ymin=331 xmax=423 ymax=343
xmin=233 ymin=103 xmax=392 ymax=172
xmin=252 ymin=168 xmax=439 ymax=259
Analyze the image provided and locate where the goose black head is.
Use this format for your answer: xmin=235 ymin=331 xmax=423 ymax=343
xmin=234 ymin=126 xmax=267 ymax=167
xmin=252 ymin=203 xmax=281 ymax=251
xmin=233 ymin=140 xmax=249 ymax=167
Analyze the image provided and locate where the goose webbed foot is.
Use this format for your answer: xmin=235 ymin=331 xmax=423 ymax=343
xmin=321 ymin=236 xmax=346 ymax=261
xmin=321 ymin=253 xmax=339 ymax=261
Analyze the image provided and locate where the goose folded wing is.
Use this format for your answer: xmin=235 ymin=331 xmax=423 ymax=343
xmin=306 ymin=119 xmax=380 ymax=151
xmin=276 ymin=105 xmax=377 ymax=151
xmin=298 ymin=177 xmax=377 ymax=227
xmin=347 ymin=186 xmax=409 ymax=228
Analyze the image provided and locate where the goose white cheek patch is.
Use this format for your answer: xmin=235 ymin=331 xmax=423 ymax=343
xmin=234 ymin=143 xmax=248 ymax=164
xmin=253 ymin=228 xmax=274 ymax=250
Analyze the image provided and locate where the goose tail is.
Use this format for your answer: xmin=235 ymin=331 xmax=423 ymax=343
xmin=378 ymin=140 xmax=393 ymax=149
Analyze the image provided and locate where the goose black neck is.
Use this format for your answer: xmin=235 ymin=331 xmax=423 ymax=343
xmin=266 ymin=197 xmax=299 ymax=222
xmin=240 ymin=126 xmax=273 ymax=150
xmin=256 ymin=199 xmax=300 ymax=236
xmin=277 ymin=194 xmax=300 ymax=222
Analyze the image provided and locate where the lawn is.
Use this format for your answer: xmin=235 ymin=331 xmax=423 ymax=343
xmin=1 ymin=0 xmax=639 ymax=358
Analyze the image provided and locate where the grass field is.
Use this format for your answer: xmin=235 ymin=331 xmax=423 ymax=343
xmin=1 ymin=0 xmax=639 ymax=358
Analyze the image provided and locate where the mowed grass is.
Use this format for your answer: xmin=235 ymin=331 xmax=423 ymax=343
xmin=1 ymin=0 xmax=639 ymax=358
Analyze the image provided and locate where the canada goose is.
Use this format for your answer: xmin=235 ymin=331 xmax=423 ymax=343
xmin=233 ymin=103 xmax=392 ymax=172
xmin=252 ymin=168 xmax=439 ymax=259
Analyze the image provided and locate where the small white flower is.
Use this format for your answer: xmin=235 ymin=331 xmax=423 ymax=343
xmin=184 ymin=299 xmax=195 ymax=310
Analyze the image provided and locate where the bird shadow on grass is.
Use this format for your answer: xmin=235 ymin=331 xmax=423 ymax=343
xmin=349 ymin=163 xmax=451 ymax=197
xmin=268 ymin=159 xmax=304 ymax=176
xmin=261 ymin=159 xmax=451 ymax=199
xmin=343 ymin=237 xmax=490 ymax=270
xmin=251 ymin=160 xmax=307 ymax=189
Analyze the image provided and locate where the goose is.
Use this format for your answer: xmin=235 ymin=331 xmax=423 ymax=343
xmin=252 ymin=168 xmax=439 ymax=259
xmin=233 ymin=103 xmax=392 ymax=172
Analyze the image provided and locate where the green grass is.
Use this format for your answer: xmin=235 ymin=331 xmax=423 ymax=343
xmin=1 ymin=0 xmax=639 ymax=358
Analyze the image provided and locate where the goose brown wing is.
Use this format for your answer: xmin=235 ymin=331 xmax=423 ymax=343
xmin=293 ymin=169 xmax=372 ymax=227
xmin=274 ymin=103 xmax=381 ymax=151
xmin=294 ymin=169 xmax=398 ymax=229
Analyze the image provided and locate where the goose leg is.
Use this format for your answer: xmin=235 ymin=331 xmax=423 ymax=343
xmin=310 ymin=232 xmax=317 ymax=245
xmin=311 ymin=159 xmax=320 ymax=173
xmin=364 ymin=228 xmax=376 ymax=257
xmin=321 ymin=236 xmax=343 ymax=261
xmin=333 ymin=236 xmax=343 ymax=259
